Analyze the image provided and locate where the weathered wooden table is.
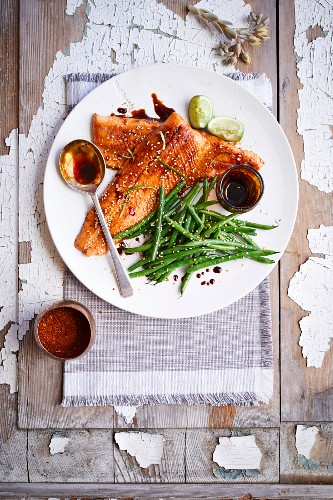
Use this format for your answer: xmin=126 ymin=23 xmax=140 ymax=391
xmin=1 ymin=0 xmax=332 ymax=498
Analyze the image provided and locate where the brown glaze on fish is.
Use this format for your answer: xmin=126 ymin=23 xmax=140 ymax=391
xmin=92 ymin=113 xmax=160 ymax=169
xmin=76 ymin=112 xmax=264 ymax=256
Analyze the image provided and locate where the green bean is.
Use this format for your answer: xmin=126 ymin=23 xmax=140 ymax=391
xmin=164 ymin=182 xmax=200 ymax=218
xmin=235 ymin=220 xmax=278 ymax=230
xmin=130 ymin=190 xmax=184 ymax=238
xmin=206 ymin=175 xmax=217 ymax=194
xmin=215 ymin=230 xmax=236 ymax=242
xmin=181 ymin=210 xmax=193 ymax=242
xmin=223 ymin=225 xmax=257 ymax=235
xmin=226 ymin=223 xmax=260 ymax=249
xmin=130 ymin=256 xmax=191 ymax=279
xmin=150 ymin=255 xmax=213 ymax=281
xmin=124 ymin=236 xmax=169 ymax=254
xmin=154 ymin=270 xmax=171 ymax=283
xmin=240 ymin=233 xmax=260 ymax=248
xmin=185 ymin=251 xmax=248 ymax=274
xmin=113 ymin=181 xmax=185 ymax=240
xmin=160 ymin=240 xmax=254 ymax=255
xmin=203 ymin=177 xmax=209 ymax=202
xmin=165 ymin=216 xmax=202 ymax=241
xmin=128 ymin=256 xmax=152 ymax=272
xmin=244 ymin=249 xmax=278 ymax=256
xmin=200 ymin=211 xmax=277 ymax=231
xmin=180 ymin=272 xmax=192 ymax=295
xmin=121 ymin=198 xmax=179 ymax=240
xmin=176 ymin=181 xmax=202 ymax=210
xmin=165 ymin=180 xmax=186 ymax=203
xmin=131 ymin=247 xmax=212 ymax=273
xmin=151 ymin=185 xmax=165 ymax=261
xmin=194 ymin=200 xmax=217 ymax=210
xmin=185 ymin=249 xmax=276 ymax=274
xmin=129 ymin=255 xmax=180 ymax=278
xmin=167 ymin=210 xmax=186 ymax=248
xmin=250 ymin=256 xmax=275 ymax=264
xmin=201 ymin=214 xmax=238 ymax=238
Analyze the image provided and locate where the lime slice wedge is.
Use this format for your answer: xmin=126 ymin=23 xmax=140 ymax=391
xmin=207 ymin=116 xmax=244 ymax=142
xmin=188 ymin=95 xmax=213 ymax=129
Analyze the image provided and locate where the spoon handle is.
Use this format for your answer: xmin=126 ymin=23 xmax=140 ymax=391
xmin=90 ymin=193 xmax=134 ymax=298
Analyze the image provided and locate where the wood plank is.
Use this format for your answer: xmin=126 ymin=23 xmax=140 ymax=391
xmin=27 ymin=429 xmax=114 ymax=482
xmin=1 ymin=483 xmax=333 ymax=498
xmin=0 ymin=325 xmax=17 ymax=444
xmin=16 ymin=0 xmax=114 ymax=429
xmin=114 ymin=429 xmax=185 ymax=482
xmin=0 ymin=329 xmax=27 ymax=486
xmin=115 ymin=0 xmax=280 ymax=429
xmin=0 ymin=426 xmax=28 ymax=482
xmin=279 ymin=0 xmax=333 ymax=421
xmin=18 ymin=321 xmax=114 ymax=428
xmin=0 ymin=0 xmax=19 ymax=155
xmin=0 ymin=3 xmax=20 ymax=478
xmin=0 ymin=316 xmax=27 ymax=484
xmin=186 ymin=428 xmax=279 ymax=483
xmin=19 ymin=0 xmax=87 ymax=135
xmin=280 ymin=423 xmax=333 ymax=484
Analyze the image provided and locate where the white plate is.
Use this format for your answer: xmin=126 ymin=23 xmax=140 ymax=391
xmin=44 ymin=64 xmax=298 ymax=318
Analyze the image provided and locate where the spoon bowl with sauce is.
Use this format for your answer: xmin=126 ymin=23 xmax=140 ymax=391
xmin=59 ymin=139 xmax=134 ymax=298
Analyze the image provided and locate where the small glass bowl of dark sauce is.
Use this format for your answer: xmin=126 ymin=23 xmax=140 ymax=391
xmin=216 ymin=165 xmax=264 ymax=214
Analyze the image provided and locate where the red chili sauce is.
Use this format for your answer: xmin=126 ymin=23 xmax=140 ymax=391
xmin=38 ymin=307 xmax=91 ymax=359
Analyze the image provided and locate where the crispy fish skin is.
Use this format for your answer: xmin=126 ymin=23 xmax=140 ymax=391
xmin=75 ymin=112 xmax=264 ymax=256
xmin=93 ymin=113 xmax=160 ymax=169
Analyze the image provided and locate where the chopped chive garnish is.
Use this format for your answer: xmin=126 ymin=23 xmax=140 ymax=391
xmin=119 ymin=194 xmax=130 ymax=217
xmin=127 ymin=148 xmax=135 ymax=159
xmin=125 ymin=185 xmax=156 ymax=193
xmin=159 ymin=131 xmax=166 ymax=150
xmin=115 ymin=148 xmax=135 ymax=160
xmin=156 ymin=157 xmax=187 ymax=180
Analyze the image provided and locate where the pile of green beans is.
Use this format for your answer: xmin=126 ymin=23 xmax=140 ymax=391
xmin=114 ymin=178 xmax=278 ymax=295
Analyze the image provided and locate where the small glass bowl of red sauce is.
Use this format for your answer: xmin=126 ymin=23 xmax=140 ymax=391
xmin=216 ymin=165 xmax=264 ymax=214
xmin=34 ymin=300 xmax=96 ymax=361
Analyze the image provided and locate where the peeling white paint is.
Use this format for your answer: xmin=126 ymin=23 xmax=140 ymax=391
xmin=0 ymin=323 xmax=19 ymax=393
xmin=66 ymin=0 xmax=84 ymax=16
xmin=288 ymin=225 xmax=333 ymax=368
xmin=115 ymin=431 xmax=164 ymax=468
xmin=0 ymin=0 xmax=263 ymax=392
xmin=308 ymin=224 xmax=333 ymax=256
xmin=114 ymin=405 xmax=138 ymax=424
xmin=0 ymin=130 xmax=19 ymax=393
xmin=212 ymin=434 xmax=262 ymax=470
xmin=295 ymin=425 xmax=319 ymax=459
xmin=49 ymin=433 xmax=70 ymax=455
xmin=294 ymin=0 xmax=333 ymax=193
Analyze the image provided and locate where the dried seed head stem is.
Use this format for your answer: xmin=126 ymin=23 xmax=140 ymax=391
xmin=187 ymin=4 xmax=270 ymax=67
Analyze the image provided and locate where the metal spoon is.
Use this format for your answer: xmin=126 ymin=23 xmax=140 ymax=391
xmin=59 ymin=139 xmax=134 ymax=298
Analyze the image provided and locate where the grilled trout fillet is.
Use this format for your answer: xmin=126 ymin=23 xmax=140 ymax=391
xmin=93 ymin=114 xmax=160 ymax=169
xmin=75 ymin=112 xmax=264 ymax=256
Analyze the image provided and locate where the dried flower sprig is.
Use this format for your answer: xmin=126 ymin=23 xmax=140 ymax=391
xmin=188 ymin=6 xmax=270 ymax=66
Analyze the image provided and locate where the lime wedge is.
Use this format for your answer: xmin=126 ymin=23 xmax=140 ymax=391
xmin=207 ymin=116 xmax=244 ymax=142
xmin=188 ymin=95 xmax=213 ymax=129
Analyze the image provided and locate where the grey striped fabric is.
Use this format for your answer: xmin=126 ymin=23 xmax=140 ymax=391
xmin=62 ymin=71 xmax=274 ymax=407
